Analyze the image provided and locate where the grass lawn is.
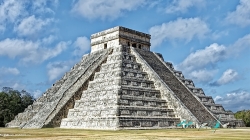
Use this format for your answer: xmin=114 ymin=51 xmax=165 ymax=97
xmin=0 ymin=127 xmax=250 ymax=140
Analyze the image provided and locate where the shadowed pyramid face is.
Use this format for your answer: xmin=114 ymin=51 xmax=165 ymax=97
xmin=6 ymin=27 xmax=245 ymax=129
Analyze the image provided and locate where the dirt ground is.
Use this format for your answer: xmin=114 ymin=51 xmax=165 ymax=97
xmin=0 ymin=127 xmax=250 ymax=140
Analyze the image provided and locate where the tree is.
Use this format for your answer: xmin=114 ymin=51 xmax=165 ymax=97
xmin=0 ymin=87 xmax=34 ymax=127
xmin=235 ymin=110 xmax=250 ymax=127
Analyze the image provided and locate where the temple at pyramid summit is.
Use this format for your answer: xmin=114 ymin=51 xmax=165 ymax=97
xmin=6 ymin=26 xmax=245 ymax=129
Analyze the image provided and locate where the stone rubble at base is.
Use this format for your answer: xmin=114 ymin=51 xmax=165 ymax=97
xmin=6 ymin=26 xmax=245 ymax=129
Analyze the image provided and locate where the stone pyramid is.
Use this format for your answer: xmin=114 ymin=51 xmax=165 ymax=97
xmin=6 ymin=26 xmax=244 ymax=129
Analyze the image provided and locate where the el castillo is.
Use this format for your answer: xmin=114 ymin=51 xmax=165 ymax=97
xmin=6 ymin=26 xmax=245 ymax=130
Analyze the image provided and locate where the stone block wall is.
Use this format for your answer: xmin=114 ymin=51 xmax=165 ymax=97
xmin=134 ymin=48 xmax=217 ymax=124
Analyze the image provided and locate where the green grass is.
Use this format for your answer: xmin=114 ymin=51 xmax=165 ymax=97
xmin=0 ymin=128 xmax=250 ymax=140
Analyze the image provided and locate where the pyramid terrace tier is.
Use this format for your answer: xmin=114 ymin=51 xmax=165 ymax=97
xmin=119 ymin=117 xmax=180 ymax=128
xmin=99 ymin=61 xmax=142 ymax=72
xmin=93 ymin=70 xmax=148 ymax=81
xmin=173 ymin=70 xmax=185 ymax=79
xmin=73 ymin=93 xmax=168 ymax=108
xmin=66 ymin=106 xmax=176 ymax=118
xmin=188 ymin=87 xmax=205 ymax=96
xmin=118 ymin=96 xmax=168 ymax=108
xmin=120 ymin=87 xmax=161 ymax=98
xmin=179 ymin=78 xmax=195 ymax=88
xmin=61 ymin=117 xmax=180 ymax=129
xmin=121 ymin=78 xmax=155 ymax=88
xmin=196 ymin=95 xmax=215 ymax=103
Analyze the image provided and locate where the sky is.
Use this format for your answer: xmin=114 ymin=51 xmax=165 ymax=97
xmin=0 ymin=0 xmax=249 ymax=112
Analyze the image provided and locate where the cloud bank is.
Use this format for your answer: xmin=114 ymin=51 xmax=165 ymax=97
xmin=149 ymin=18 xmax=209 ymax=47
xmin=71 ymin=0 xmax=145 ymax=20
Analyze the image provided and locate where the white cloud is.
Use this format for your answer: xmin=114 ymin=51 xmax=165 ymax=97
xmin=33 ymin=89 xmax=43 ymax=99
xmin=211 ymin=30 xmax=228 ymax=40
xmin=178 ymin=43 xmax=227 ymax=72
xmin=31 ymin=0 xmax=58 ymax=14
xmin=190 ymin=69 xmax=217 ymax=83
xmin=0 ymin=0 xmax=25 ymax=31
xmin=0 ymin=0 xmax=57 ymax=32
xmin=178 ymin=34 xmax=250 ymax=72
xmin=0 ymin=38 xmax=69 ymax=64
xmin=166 ymin=0 xmax=206 ymax=13
xmin=214 ymin=90 xmax=250 ymax=112
xmin=226 ymin=0 xmax=250 ymax=27
xmin=71 ymin=0 xmax=145 ymax=20
xmin=0 ymin=0 xmax=25 ymax=22
xmin=73 ymin=36 xmax=90 ymax=56
xmin=228 ymin=34 xmax=250 ymax=56
xmin=0 ymin=38 xmax=39 ymax=59
xmin=149 ymin=18 xmax=210 ymax=47
xmin=42 ymin=35 xmax=57 ymax=45
xmin=47 ymin=61 xmax=75 ymax=82
xmin=12 ymin=82 xmax=26 ymax=90
xmin=212 ymin=69 xmax=239 ymax=86
xmin=177 ymin=33 xmax=250 ymax=85
xmin=21 ymin=41 xmax=70 ymax=64
xmin=14 ymin=15 xmax=54 ymax=36
xmin=0 ymin=67 xmax=20 ymax=75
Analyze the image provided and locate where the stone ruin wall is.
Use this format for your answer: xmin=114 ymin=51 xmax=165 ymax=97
xmin=91 ymin=26 xmax=150 ymax=53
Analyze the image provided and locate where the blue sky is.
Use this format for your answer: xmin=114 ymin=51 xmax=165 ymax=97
xmin=0 ymin=0 xmax=249 ymax=112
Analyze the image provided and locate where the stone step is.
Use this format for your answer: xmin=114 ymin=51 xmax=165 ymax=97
xmin=179 ymin=79 xmax=195 ymax=88
xmin=188 ymin=87 xmax=205 ymax=95
xmin=118 ymin=99 xmax=167 ymax=108
xmin=119 ymin=88 xmax=161 ymax=98
xmin=173 ymin=70 xmax=184 ymax=78
xmin=165 ymin=62 xmax=174 ymax=70
xmin=121 ymin=86 xmax=160 ymax=93
xmin=118 ymin=106 xmax=174 ymax=112
xmin=121 ymin=78 xmax=154 ymax=88
xmin=119 ymin=95 xmax=166 ymax=102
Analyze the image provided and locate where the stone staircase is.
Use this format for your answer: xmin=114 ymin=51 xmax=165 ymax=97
xmin=60 ymin=45 xmax=180 ymax=129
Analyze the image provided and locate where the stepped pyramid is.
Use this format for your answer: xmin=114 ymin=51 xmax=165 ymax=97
xmin=7 ymin=26 xmax=244 ymax=129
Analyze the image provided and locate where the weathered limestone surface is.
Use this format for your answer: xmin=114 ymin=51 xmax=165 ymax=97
xmin=6 ymin=49 xmax=112 ymax=128
xmin=61 ymin=45 xmax=180 ymax=129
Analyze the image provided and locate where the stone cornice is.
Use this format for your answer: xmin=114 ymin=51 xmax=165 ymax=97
xmin=91 ymin=34 xmax=151 ymax=46
xmin=91 ymin=26 xmax=151 ymax=39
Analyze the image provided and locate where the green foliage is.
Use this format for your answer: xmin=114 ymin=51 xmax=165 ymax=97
xmin=0 ymin=87 xmax=34 ymax=127
xmin=235 ymin=110 xmax=250 ymax=127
